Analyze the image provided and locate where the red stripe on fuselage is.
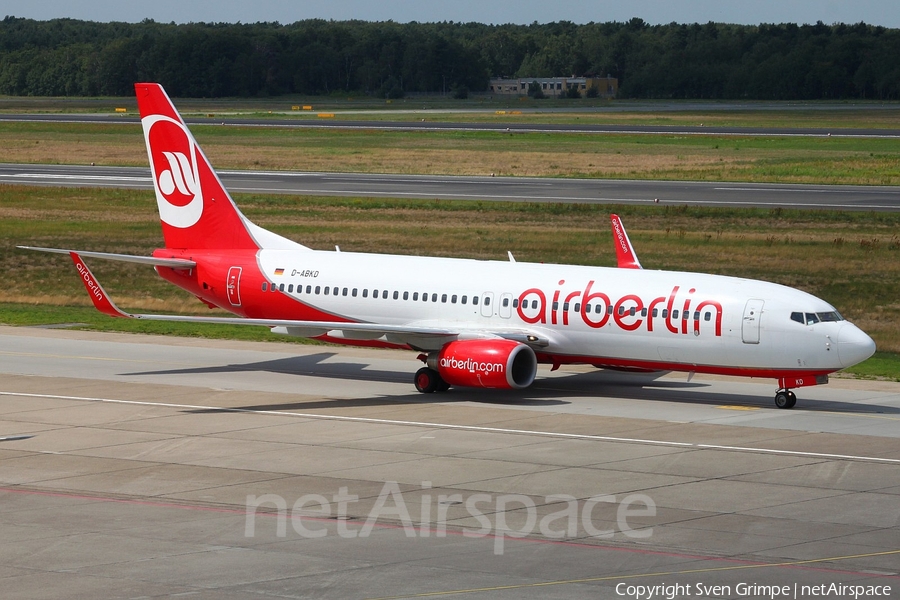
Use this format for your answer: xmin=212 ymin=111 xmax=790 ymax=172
xmin=535 ymin=352 xmax=834 ymax=380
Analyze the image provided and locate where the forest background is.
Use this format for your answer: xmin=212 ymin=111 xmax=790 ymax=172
xmin=2 ymin=16 xmax=900 ymax=99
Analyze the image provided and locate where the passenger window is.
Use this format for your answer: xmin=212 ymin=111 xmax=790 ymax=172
xmin=373 ymin=289 xmax=378 ymax=298
xmin=432 ymin=293 xmax=438 ymax=302
xmin=315 ymin=286 xmax=321 ymax=294
xmin=403 ymin=291 xmax=409 ymax=300
xmin=662 ymin=309 xmax=668 ymax=318
xmin=288 ymin=284 xmax=294 ymax=293
xmin=279 ymin=283 xmax=285 ymax=292
xmin=672 ymin=310 xmax=679 ymax=319
xmin=352 ymin=288 xmax=357 ymax=297
xmin=362 ymin=289 xmax=368 ymax=298
xmin=585 ymin=304 xmax=591 ymax=313
xmin=441 ymin=294 xmax=448 ymax=303
xmin=462 ymin=295 xmax=467 ymax=304
xmin=574 ymin=303 xmax=580 ymax=312
xmin=641 ymin=308 xmax=648 ymax=317
xmin=413 ymin=292 xmax=419 ymax=301
xmin=553 ymin=302 xmax=559 ymax=311
xmin=629 ymin=307 xmax=636 ymax=316
xmin=324 ymin=286 xmax=329 ymax=295
xmin=343 ymin=288 xmax=348 ymax=296
xmin=306 ymin=285 xmax=312 ymax=294
xmin=423 ymin=293 xmax=428 ymax=302
xmin=652 ymin=308 xmax=658 ymax=317
xmin=607 ymin=305 xmax=613 ymax=315
xmin=261 ymin=282 xmax=267 ymax=291
xmin=383 ymin=290 xmax=389 ymax=299
xmin=704 ymin=312 xmax=711 ymax=321
xmin=503 ymin=297 xmax=510 ymax=308
xmin=451 ymin=295 xmax=457 ymax=304
xmin=484 ymin=297 xmax=491 ymax=306
xmin=693 ymin=311 xmax=700 ymax=320
xmin=512 ymin=298 xmax=518 ymax=308
xmin=393 ymin=291 xmax=399 ymax=300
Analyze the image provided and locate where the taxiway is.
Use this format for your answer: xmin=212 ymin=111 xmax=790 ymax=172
xmin=0 ymin=325 xmax=898 ymax=598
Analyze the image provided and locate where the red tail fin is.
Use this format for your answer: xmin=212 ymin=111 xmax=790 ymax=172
xmin=135 ymin=83 xmax=259 ymax=251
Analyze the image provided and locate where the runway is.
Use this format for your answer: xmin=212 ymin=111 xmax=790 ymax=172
xmin=1 ymin=325 xmax=898 ymax=598
xmin=2 ymin=112 xmax=900 ymax=138
xmin=2 ymin=163 xmax=899 ymax=211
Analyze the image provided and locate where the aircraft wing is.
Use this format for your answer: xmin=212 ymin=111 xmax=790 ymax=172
xmin=66 ymin=252 xmax=551 ymax=349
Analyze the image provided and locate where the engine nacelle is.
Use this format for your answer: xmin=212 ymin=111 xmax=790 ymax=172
xmin=428 ymin=339 xmax=537 ymax=389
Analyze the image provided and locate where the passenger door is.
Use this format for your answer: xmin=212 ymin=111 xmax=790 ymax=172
xmin=742 ymin=299 xmax=764 ymax=344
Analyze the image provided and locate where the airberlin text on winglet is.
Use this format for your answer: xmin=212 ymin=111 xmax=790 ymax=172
xmin=517 ymin=283 xmax=723 ymax=336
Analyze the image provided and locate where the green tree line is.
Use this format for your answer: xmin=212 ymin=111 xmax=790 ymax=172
xmin=2 ymin=16 xmax=900 ymax=99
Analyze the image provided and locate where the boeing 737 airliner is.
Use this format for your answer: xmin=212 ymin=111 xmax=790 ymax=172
xmin=20 ymin=83 xmax=876 ymax=408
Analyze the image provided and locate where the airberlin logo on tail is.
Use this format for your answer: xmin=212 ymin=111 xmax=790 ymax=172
xmin=143 ymin=115 xmax=204 ymax=229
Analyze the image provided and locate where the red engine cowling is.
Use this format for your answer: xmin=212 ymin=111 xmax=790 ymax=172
xmin=429 ymin=339 xmax=537 ymax=389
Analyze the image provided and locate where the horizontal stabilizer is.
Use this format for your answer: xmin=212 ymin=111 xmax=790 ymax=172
xmin=19 ymin=246 xmax=195 ymax=268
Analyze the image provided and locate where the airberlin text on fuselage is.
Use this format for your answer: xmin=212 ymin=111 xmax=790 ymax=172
xmin=517 ymin=282 xmax=723 ymax=336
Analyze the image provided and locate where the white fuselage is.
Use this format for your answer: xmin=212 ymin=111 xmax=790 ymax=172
xmin=255 ymin=248 xmax=873 ymax=377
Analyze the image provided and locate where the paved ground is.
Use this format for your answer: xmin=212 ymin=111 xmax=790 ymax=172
xmin=3 ymin=163 xmax=900 ymax=211
xmin=0 ymin=325 xmax=898 ymax=599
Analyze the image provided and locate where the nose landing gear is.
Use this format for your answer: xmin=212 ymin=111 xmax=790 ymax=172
xmin=774 ymin=389 xmax=797 ymax=409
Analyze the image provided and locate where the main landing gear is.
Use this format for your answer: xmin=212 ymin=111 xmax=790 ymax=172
xmin=774 ymin=389 xmax=797 ymax=409
xmin=414 ymin=367 xmax=451 ymax=394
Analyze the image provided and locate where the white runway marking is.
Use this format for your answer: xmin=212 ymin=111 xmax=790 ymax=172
xmin=3 ymin=390 xmax=899 ymax=464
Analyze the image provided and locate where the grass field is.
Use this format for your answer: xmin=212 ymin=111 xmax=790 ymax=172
xmin=2 ymin=185 xmax=899 ymax=379
xmin=3 ymin=121 xmax=900 ymax=185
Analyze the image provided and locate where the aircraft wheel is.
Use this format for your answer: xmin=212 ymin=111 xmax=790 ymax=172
xmin=774 ymin=391 xmax=796 ymax=409
xmin=415 ymin=367 xmax=440 ymax=393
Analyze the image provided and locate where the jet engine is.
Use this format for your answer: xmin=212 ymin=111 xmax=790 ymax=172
xmin=426 ymin=339 xmax=537 ymax=389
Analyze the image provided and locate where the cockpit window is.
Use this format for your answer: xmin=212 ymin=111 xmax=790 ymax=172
xmin=817 ymin=311 xmax=843 ymax=322
xmin=793 ymin=311 xmax=844 ymax=325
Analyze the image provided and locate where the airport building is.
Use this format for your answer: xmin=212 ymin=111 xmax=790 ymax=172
xmin=489 ymin=76 xmax=618 ymax=98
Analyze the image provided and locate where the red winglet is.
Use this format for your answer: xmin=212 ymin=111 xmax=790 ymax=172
xmin=610 ymin=214 xmax=643 ymax=269
xmin=69 ymin=252 xmax=133 ymax=318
